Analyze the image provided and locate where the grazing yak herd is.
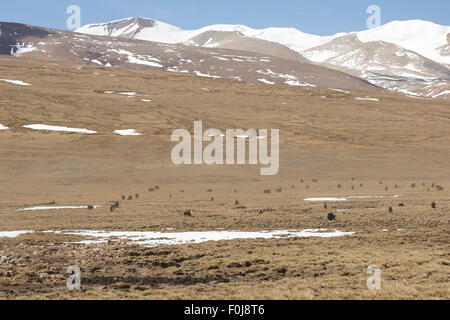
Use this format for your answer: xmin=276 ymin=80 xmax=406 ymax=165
xmin=88 ymin=179 xmax=443 ymax=221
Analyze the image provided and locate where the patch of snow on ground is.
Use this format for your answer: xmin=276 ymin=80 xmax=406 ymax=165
xmin=355 ymin=97 xmax=380 ymax=101
xmin=214 ymin=56 xmax=229 ymax=61
xmin=16 ymin=205 xmax=100 ymax=212
xmin=304 ymin=197 xmax=348 ymax=202
xmin=127 ymin=56 xmax=163 ymax=68
xmin=330 ymin=88 xmax=350 ymax=94
xmin=23 ymin=124 xmax=98 ymax=134
xmin=0 ymin=79 xmax=31 ymax=86
xmin=432 ymin=90 xmax=450 ymax=98
xmin=10 ymin=43 xmax=36 ymax=56
xmin=0 ymin=231 xmax=34 ymax=238
xmin=194 ymin=71 xmax=221 ymax=79
xmin=47 ymin=229 xmax=356 ymax=247
xmin=91 ymin=59 xmax=103 ymax=65
xmin=118 ymin=92 xmax=137 ymax=96
xmin=114 ymin=129 xmax=142 ymax=136
xmin=0 ymin=124 xmax=10 ymax=130
xmin=305 ymin=195 xmax=401 ymax=202
xmin=285 ymin=80 xmax=316 ymax=87
xmin=258 ymin=79 xmax=275 ymax=85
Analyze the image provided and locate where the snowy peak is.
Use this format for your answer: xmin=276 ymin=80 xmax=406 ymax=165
xmin=76 ymin=17 xmax=183 ymax=41
xmin=77 ymin=17 xmax=450 ymax=64
xmin=73 ymin=17 xmax=450 ymax=99
xmin=356 ymin=20 xmax=450 ymax=65
xmin=76 ymin=17 xmax=337 ymax=50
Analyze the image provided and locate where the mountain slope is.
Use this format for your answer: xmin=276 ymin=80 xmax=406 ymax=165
xmin=76 ymin=17 xmax=189 ymax=43
xmin=75 ymin=17 xmax=450 ymax=99
xmin=185 ymin=30 xmax=308 ymax=63
xmin=76 ymin=18 xmax=450 ymax=66
xmin=0 ymin=22 xmax=378 ymax=91
xmin=303 ymin=33 xmax=450 ymax=98
xmin=356 ymin=20 xmax=450 ymax=66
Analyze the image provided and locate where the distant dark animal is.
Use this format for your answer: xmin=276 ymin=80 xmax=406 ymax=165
xmin=388 ymin=207 xmax=393 ymax=214
xmin=379 ymin=181 xmax=383 ymax=185
xmin=183 ymin=210 xmax=192 ymax=217
xmin=114 ymin=201 xmax=119 ymax=208
xmin=360 ymin=183 xmax=364 ymax=188
xmin=276 ymin=187 xmax=282 ymax=192
xmin=207 ymin=189 xmax=213 ymax=193
xmin=431 ymin=183 xmax=436 ymax=188
xmin=327 ymin=213 xmax=336 ymax=221
xmin=337 ymin=184 xmax=342 ymax=189
xmin=155 ymin=186 xmax=160 ymax=190
xmin=110 ymin=205 xmax=115 ymax=212
xmin=211 ymin=197 xmax=214 ymax=201
xmin=135 ymin=194 xmax=139 ymax=199
xmin=258 ymin=209 xmax=264 ymax=214
xmin=352 ymin=185 xmax=355 ymax=190
xmin=128 ymin=195 xmax=132 ymax=200
xmin=351 ymin=177 xmax=356 ymax=181
xmin=324 ymin=203 xmax=328 ymax=209
xmin=300 ymin=179 xmax=304 ymax=183
xmin=87 ymin=205 xmax=94 ymax=210
xmin=312 ymin=179 xmax=318 ymax=183
xmin=264 ymin=189 xmax=271 ymax=194
xmin=398 ymin=203 xmax=404 ymax=207
xmin=436 ymin=185 xmax=444 ymax=191
xmin=122 ymin=195 xmax=125 ymax=200
xmin=385 ymin=187 xmax=388 ymax=191
xmin=180 ymin=190 xmax=184 ymax=193
xmin=431 ymin=202 xmax=437 ymax=209
xmin=411 ymin=183 xmax=416 ymax=188
xmin=395 ymin=185 xmax=398 ymax=189
xmin=149 ymin=188 xmax=155 ymax=192
xmin=306 ymin=185 xmax=310 ymax=189
xmin=235 ymin=200 xmax=239 ymax=205
xmin=234 ymin=190 xmax=238 ymax=193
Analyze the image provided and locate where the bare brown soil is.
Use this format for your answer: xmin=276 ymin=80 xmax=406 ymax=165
xmin=0 ymin=56 xmax=449 ymax=299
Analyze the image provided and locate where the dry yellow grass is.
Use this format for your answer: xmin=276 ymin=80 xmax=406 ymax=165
xmin=0 ymin=56 xmax=449 ymax=299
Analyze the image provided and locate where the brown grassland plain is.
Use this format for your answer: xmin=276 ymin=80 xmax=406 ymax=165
xmin=0 ymin=56 xmax=449 ymax=299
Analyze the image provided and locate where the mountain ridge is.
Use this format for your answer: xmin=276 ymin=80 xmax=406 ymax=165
xmin=75 ymin=17 xmax=450 ymax=99
xmin=76 ymin=17 xmax=450 ymax=65
xmin=0 ymin=21 xmax=378 ymax=92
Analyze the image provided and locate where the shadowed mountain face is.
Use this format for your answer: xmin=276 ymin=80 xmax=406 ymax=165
xmin=0 ymin=22 xmax=50 ymax=55
xmin=0 ymin=22 xmax=378 ymax=91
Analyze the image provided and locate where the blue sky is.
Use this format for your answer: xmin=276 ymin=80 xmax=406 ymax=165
xmin=1 ymin=0 xmax=448 ymax=35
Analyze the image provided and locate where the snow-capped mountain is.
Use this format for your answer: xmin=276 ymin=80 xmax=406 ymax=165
xmin=302 ymin=33 xmax=450 ymax=98
xmin=0 ymin=22 xmax=377 ymax=91
xmin=185 ymin=30 xmax=308 ymax=63
xmin=77 ymin=18 xmax=450 ymax=66
xmin=356 ymin=20 xmax=450 ymax=66
xmin=76 ymin=17 xmax=450 ymax=99
xmin=77 ymin=17 xmax=345 ymax=53
xmin=76 ymin=17 xmax=189 ymax=44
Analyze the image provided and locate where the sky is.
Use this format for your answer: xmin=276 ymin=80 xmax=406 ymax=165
xmin=0 ymin=0 xmax=449 ymax=35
